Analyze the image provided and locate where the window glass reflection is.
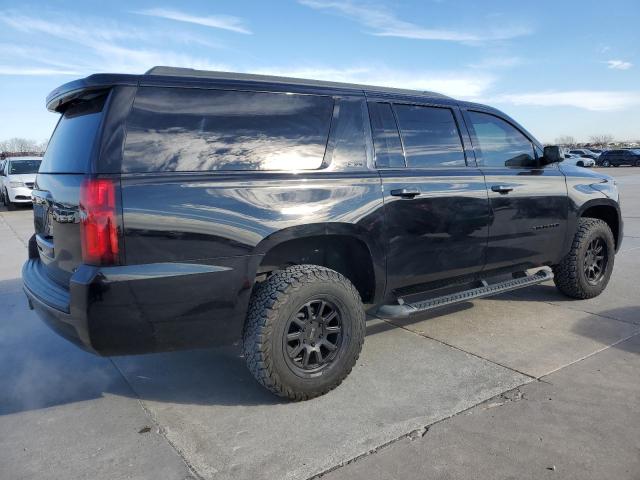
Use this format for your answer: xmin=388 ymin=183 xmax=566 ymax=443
xmin=331 ymin=98 xmax=367 ymax=169
xmin=468 ymin=111 xmax=536 ymax=168
xmin=123 ymin=87 xmax=334 ymax=172
xmin=393 ymin=104 xmax=465 ymax=168
xmin=368 ymin=102 xmax=405 ymax=168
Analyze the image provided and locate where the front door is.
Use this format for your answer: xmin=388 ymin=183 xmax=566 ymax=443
xmin=368 ymin=100 xmax=490 ymax=295
xmin=463 ymin=108 xmax=568 ymax=271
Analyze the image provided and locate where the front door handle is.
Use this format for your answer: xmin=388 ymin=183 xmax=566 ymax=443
xmin=491 ymin=185 xmax=514 ymax=194
xmin=390 ymin=188 xmax=421 ymax=199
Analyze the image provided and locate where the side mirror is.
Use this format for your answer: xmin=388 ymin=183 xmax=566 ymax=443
xmin=543 ymin=145 xmax=564 ymax=164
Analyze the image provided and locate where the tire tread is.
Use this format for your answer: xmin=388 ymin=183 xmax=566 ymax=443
xmin=243 ymin=265 xmax=364 ymax=401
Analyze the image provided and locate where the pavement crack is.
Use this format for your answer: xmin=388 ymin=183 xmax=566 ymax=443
xmin=107 ymin=358 xmax=205 ymax=480
xmin=538 ymin=331 xmax=640 ymax=380
xmin=382 ymin=318 xmax=538 ymax=380
xmin=0 ymin=213 xmax=28 ymax=247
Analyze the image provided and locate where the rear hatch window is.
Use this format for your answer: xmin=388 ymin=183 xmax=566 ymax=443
xmin=39 ymin=93 xmax=107 ymax=173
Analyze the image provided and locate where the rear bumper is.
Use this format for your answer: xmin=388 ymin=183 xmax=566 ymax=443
xmin=22 ymin=253 xmax=258 ymax=355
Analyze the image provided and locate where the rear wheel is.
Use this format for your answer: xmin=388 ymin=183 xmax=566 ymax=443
xmin=243 ymin=265 xmax=365 ymax=400
xmin=553 ymin=218 xmax=614 ymax=299
xmin=635 ymin=159 xmax=640 ymax=167
xmin=576 ymin=161 xmax=584 ymax=167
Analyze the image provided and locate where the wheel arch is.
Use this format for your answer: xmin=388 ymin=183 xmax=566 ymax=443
xmin=579 ymin=199 xmax=622 ymax=251
xmin=253 ymin=223 xmax=386 ymax=304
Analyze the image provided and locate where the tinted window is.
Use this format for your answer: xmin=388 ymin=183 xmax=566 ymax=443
xmin=123 ymin=87 xmax=334 ymax=172
xmin=393 ymin=104 xmax=465 ymax=168
xmin=368 ymin=102 xmax=405 ymax=168
xmin=468 ymin=111 xmax=536 ymax=168
xmin=330 ymin=98 xmax=367 ymax=169
xmin=39 ymin=94 xmax=107 ymax=173
xmin=9 ymin=159 xmax=41 ymax=174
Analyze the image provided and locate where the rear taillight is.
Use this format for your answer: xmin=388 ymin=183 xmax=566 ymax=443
xmin=79 ymin=178 xmax=119 ymax=265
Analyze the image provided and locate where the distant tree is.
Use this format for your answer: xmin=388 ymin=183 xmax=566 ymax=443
xmin=7 ymin=137 xmax=38 ymax=153
xmin=555 ymin=135 xmax=575 ymax=146
xmin=589 ymin=134 xmax=614 ymax=145
xmin=0 ymin=137 xmax=44 ymax=154
xmin=37 ymin=139 xmax=49 ymax=153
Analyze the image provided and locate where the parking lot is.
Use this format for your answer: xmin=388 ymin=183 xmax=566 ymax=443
xmin=1 ymin=168 xmax=639 ymax=480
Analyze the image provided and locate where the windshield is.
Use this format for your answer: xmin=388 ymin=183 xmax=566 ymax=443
xmin=9 ymin=159 xmax=41 ymax=174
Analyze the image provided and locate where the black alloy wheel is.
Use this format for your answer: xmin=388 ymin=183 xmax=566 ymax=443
xmin=283 ymin=299 xmax=343 ymax=374
xmin=583 ymin=237 xmax=608 ymax=285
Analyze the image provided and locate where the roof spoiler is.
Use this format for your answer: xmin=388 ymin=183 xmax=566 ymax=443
xmin=46 ymin=74 xmax=138 ymax=112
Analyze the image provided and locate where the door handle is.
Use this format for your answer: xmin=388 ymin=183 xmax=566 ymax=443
xmin=491 ymin=185 xmax=514 ymax=194
xmin=390 ymin=188 xmax=421 ymax=199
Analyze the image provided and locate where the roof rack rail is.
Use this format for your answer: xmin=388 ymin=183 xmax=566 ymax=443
xmin=144 ymin=66 xmax=452 ymax=99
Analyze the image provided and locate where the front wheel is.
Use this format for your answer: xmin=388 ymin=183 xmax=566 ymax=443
xmin=553 ymin=218 xmax=615 ymax=299
xmin=2 ymin=188 xmax=15 ymax=210
xmin=601 ymin=160 xmax=611 ymax=167
xmin=243 ymin=265 xmax=365 ymax=400
xmin=635 ymin=159 xmax=640 ymax=167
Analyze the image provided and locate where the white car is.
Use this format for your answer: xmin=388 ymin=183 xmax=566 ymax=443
xmin=1 ymin=157 xmax=41 ymax=209
xmin=563 ymin=153 xmax=595 ymax=168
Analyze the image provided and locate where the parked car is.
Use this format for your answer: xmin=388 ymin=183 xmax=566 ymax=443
xmin=569 ymin=149 xmax=599 ymax=160
xmin=563 ymin=153 xmax=595 ymax=167
xmin=23 ymin=68 xmax=623 ymax=400
xmin=597 ymin=149 xmax=640 ymax=167
xmin=1 ymin=157 xmax=41 ymax=210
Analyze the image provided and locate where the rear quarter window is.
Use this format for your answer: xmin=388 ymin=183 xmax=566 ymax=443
xmin=39 ymin=94 xmax=107 ymax=174
xmin=123 ymin=87 xmax=335 ymax=172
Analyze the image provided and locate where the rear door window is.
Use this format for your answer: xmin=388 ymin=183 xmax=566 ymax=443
xmin=123 ymin=87 xmax=334 ymax=172
xmin=368 ymin=102 xmax=405 ymax=168
xmin=392 ymin=104 xmax=466 ymax=168
xmin=39 ymin=94 xmax=107 ymax=174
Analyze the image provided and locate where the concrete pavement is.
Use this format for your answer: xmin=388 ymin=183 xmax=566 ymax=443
xmin=1 ymin=168 xmax=639 ymax=479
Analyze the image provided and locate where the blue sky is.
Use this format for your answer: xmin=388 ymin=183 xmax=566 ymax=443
xmin=0 ymin=0 xmax=639 ymax=143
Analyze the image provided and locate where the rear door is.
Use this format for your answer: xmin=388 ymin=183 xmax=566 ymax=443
xmin=462 ymin=108 xmax=568 ymax=270
xmin=369 ymin=100 xmax=490 ymax=293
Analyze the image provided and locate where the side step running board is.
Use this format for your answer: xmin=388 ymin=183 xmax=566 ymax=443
xmin=377 ymin=269 xmax=553 ymax=319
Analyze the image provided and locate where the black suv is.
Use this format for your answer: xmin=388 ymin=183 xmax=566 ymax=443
xmin=598 ymin=149 xmax=640 ymax=167
xmin=23 ymin=67 xmax=623 ymax=400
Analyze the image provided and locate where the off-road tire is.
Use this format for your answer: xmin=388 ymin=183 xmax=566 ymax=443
xmin=553 ymin=218 xmax=615 ymax=299
xmin=243 ymin=265 xmax=365 ymax=401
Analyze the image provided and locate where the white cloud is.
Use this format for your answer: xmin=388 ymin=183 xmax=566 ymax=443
xmin=0 ymin=66 xmax=79 ymax=75
xmin=492 ymin=91 xmax=640 ymax=111
xmin=607 ymin=60 xmax=632 ymax=70
xmin=134 ymin=8 xmax=251 ymax=34
xmin=298 ymin=0 xmax=531 ymax=43
xmin=251 ymin=65 xmax=494 ymax=98
xmin=0 ymin=12 xmax=231 ymax=75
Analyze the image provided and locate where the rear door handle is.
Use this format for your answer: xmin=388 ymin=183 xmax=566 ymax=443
xmin=390 ymin=188 xmax=421 ymax=199
xmin=491 ymin=185 xmax=514 ymax=194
